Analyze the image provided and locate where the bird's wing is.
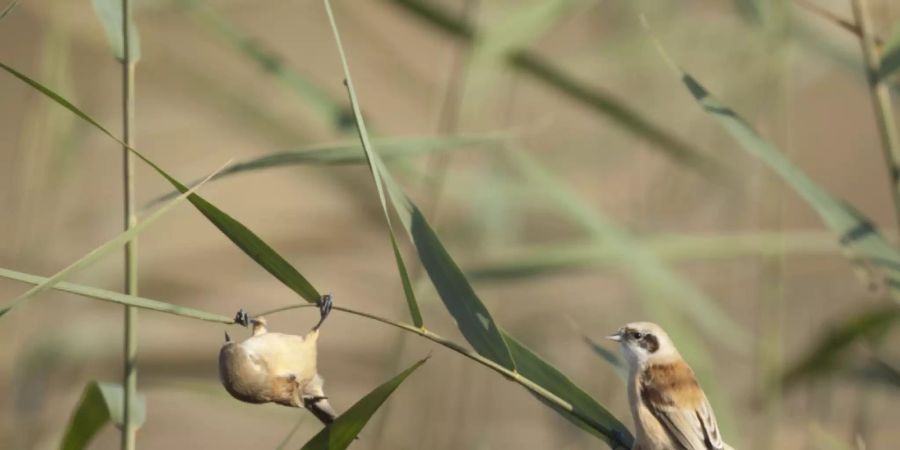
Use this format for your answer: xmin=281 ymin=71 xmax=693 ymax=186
xmin=640 ymin=363 xmax=727 ymax=450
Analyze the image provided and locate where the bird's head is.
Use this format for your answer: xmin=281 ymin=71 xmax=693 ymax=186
xmin=606 ymin=322 xmax=679 ymax=368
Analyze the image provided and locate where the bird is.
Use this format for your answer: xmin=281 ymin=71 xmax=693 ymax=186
xmin=607 ymin=322 xmax=733 ymax=450
xmin=219 ymin=294 xmax=337 ymax=425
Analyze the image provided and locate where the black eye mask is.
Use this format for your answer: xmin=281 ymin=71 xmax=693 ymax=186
xmin=637 ymin=333 xmax=659 ymax=353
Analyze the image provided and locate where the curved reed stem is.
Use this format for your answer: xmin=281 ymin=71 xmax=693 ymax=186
xmin=257 ymin=303 xmax=629 ymax=449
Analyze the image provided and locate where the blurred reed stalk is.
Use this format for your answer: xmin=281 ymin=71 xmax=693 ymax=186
xmin=850 ymin=0 xmax=899 ymax=441
xmin=120 ymin=0 xmax=139 ymax=448
xmin=851 ymin=0 xmax=900 ymax=227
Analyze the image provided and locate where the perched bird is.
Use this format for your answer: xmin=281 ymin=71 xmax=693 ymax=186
xmin=219 ymin=295 xmax=337 ymax=424
xmin=607 ymin=322 xmax=733 ymax=450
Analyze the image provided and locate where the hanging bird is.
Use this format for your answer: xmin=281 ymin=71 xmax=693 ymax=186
xmin=607 ymin=322 xmax=734 ymax=450
xmin=219 ymin=295 xmax=337 ymax=424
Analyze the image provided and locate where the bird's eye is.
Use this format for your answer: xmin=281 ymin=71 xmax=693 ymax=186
xmin=631 ymin=331 xmax=643 ymax=340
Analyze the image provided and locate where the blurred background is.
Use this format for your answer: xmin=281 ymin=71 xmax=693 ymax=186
xmin=1 ymin=0 xmax=899 ymax=448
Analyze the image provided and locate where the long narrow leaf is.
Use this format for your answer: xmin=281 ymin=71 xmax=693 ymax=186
xmin=504 ymin=334 xmax=633 ymax=449
xmin=371 ymin=132 xmax=642 ymax=445
xmin=147 ymin=134 xmax=503 ymax=208
xmin=782 ymin=304 xmax=900 ymax=387
xmin=321 ymin=4 xmax=639 ymax=445
xmin=0 ymin=61 xmax=321 ymax=304
xmin=0 ymin=267 xmax=232 ymax=323
xmin=675 ymin=67 xmax=900 ymax=300
xmin=321 ymin=0 xmax=516 ymax=364
xmin=395 ymin=187 xmax=515 ymax=366
xmin=60 ymin=381 xmax=146 ymax=450
xmin=0 ymin=161 xmax=228 ymax=316
xmin=300 ymin=357 xmax=428 ymax=449
xmin=91 ymin=0 xmax=141 ymax=62
xmin=323 ymin=0 xmax=427 ymax=327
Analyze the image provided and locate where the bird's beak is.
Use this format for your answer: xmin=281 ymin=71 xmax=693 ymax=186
xmin=605 ymin=331 xmax=622 ymax=342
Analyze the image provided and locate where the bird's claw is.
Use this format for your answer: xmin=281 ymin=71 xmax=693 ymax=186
xmin=318 ymin=294 xmax=333 ymax=319
xmin=312 ymin=294 xmax=333 ymax=331
xmin=234 ymin=308 xmax=251 ymax=327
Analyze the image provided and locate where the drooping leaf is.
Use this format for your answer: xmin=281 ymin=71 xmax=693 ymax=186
xmin=0 ymin=61 xmax=322 ymax=304
xmin=0 ymin=162 xmax=227 ymax=316
xmin=0 ymin=267 xmax=232 ymax=323
xmin=323 ymin=0 xmax=424 ymax=327
xmin=782 ymin=304 xmax=900 ymax=387
xmin=357 ymin=73 xmax=635 ymax=449
xmin=378 ymin=168 xmax=516 ymax=367
xmin=322 ymin=3 xmax=638 ymax=444
xmin=300 ymin=357 xmax=428 ymax=450
xmin=60 ymin=381 xmax=146 ymax=450
xmin=677 ymin=70 xmax=900 ymax=300
xmin=146 ymin=134 xmax=503 ymax=207
xmin=91 ymin=0 xmax=141 ymax=62
xmin=504 ymin=334 xmax=634 ymax=449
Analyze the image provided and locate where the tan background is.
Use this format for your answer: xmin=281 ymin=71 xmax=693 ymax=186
xmin=1 ymin=0 xmax=899 ymax=449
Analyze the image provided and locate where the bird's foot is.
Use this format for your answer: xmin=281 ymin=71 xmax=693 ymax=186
xmin=233 ymin=308 xmax=251 ymax=327
xmin=313 ymin=294 xmax=333 ymax=331
xmin=319 ymin=294 xmax=333 ymax=318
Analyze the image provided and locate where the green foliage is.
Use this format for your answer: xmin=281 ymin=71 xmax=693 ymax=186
xmin=300 ymin=357 xmax=428 ymax=449
xmin=323 ymin=0 xmax=423 ymax=327
xmin=324 ymin=1 xmax=633 ymax=446
xmin=60 ymin=381 xmax=146 ymax=450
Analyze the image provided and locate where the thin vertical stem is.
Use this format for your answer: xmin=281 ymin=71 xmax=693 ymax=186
xmin=851 ymin=0 xmax=900 ymax=229
xmin=120 ymin=0 xmax=138 ymax=448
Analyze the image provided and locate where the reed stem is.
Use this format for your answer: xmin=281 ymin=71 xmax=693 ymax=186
xmin=851 ymin=0 xmax=900 ymax=228
xmin=120 ymin=0 xmax=138 ymax=448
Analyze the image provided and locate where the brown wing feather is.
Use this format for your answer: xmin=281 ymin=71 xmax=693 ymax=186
xmin=640 ymin=361 xmax=727 ymax=450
